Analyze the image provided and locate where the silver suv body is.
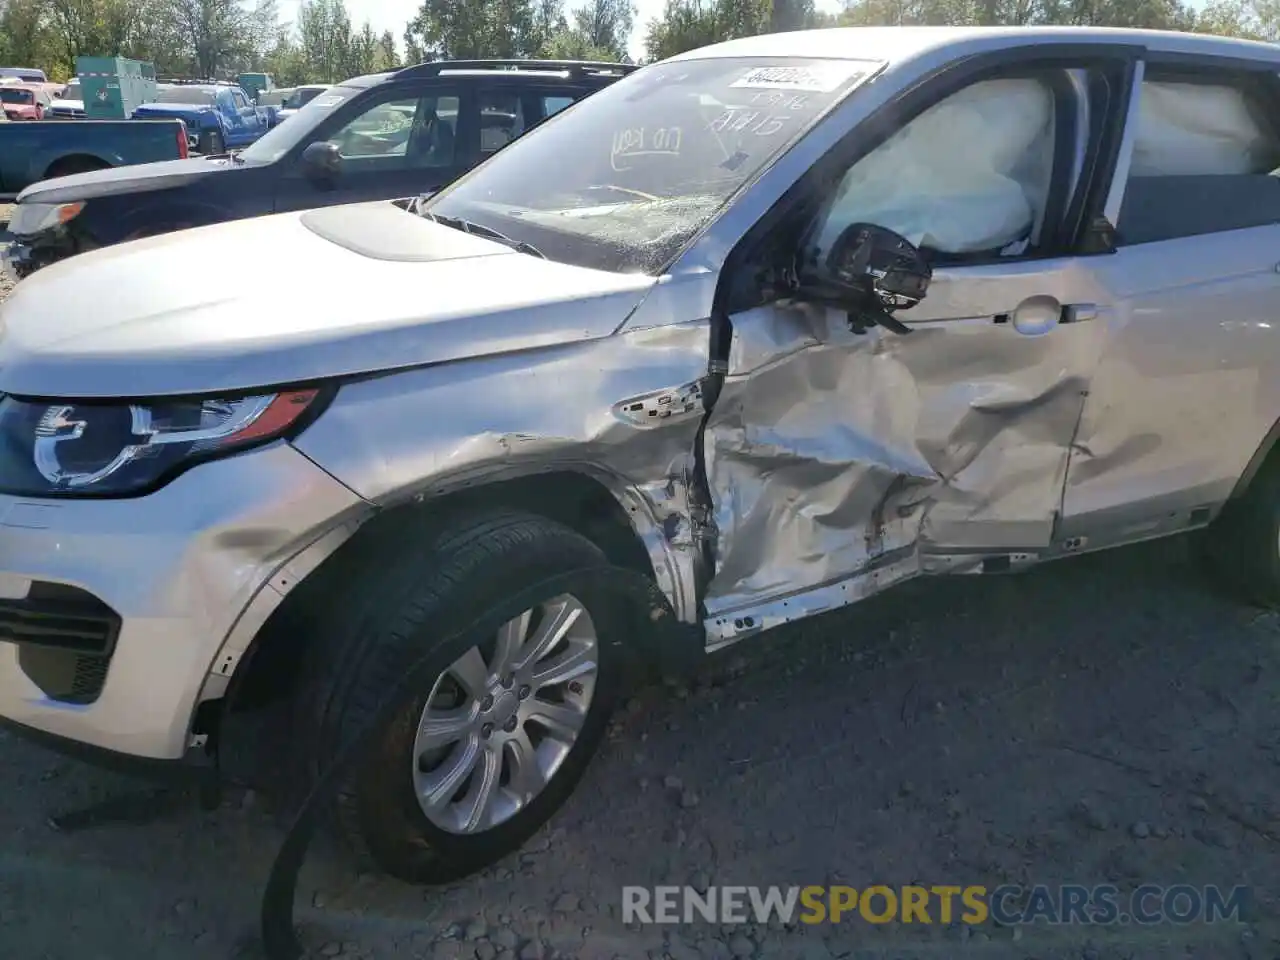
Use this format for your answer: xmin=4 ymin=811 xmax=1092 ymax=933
xmin=3 ymin=26 xmax=1280 ymax=878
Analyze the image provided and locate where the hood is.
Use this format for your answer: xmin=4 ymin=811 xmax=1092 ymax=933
xmin=0 ymin=202 xmax=658 ymax=398
xmin=15 ymin=155 xmax=239 ymax=205
xmin=3 ymin=104 xmax=38 ymax=119
xmin=134 ymin=102 xmax=210 ymax=120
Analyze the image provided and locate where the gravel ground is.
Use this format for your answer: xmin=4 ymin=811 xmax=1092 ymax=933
xmin=0 ymin=273 xmax=1277 ymax=960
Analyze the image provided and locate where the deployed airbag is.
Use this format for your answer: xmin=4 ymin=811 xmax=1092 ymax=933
xmin=814 ymin=79 xmax=1054 ymax=255
xmin=1130 ymin=81 xmax=1271 ymax=176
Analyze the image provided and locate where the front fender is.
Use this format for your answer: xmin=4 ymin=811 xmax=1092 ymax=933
xmin=292 ymin=321 xmax=715 ymax=625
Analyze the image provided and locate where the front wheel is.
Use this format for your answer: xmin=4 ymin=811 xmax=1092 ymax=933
xmin=302 ymin=510 xmax=630 ymax=884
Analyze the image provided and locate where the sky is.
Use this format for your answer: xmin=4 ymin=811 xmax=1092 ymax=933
xmin=277 ymin=0 xmax=847 ymax=61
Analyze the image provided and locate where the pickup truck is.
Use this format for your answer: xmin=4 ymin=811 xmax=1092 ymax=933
xmin=0 ymin=118 xmax=190 ymax=200
xmin=0 ymin=82 xmax=51 ymax=120
xmin=132 ymin=83 xmax=269 ymax=154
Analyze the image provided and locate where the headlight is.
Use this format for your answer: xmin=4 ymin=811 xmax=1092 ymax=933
xmin=0 ymin=389 xmax=322 ymax=497
xmin=7 ymin=201 xmax=84 ymax=237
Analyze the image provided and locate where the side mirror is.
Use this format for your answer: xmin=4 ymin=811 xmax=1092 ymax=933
xmin=300 ymin=140 xmax=341 ymax=182
xmin=797 ymin=223 xmax=932 ymax=335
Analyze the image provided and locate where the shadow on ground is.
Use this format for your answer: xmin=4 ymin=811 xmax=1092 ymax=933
xmin=0 ymin=537 xmax=1276 ymax=960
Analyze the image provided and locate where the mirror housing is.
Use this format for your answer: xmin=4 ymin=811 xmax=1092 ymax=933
xmin=797 ymin=223 xmax=932 ymax=335
xmin=301 ymin=140 xmax=342 ymax=182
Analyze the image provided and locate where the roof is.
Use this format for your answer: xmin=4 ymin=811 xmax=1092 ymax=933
xmin=668 ymin=25 xmax=1280 ymax=66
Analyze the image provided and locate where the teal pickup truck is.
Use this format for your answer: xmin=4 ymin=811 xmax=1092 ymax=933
xmin=0 ymin=117 xmax=189 ymax=200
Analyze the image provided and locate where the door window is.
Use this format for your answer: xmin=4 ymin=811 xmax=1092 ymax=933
xmin=811 ymin=77 xmax=1058 ymax=261
xmin=232 ymin=90 xmax=249 ymax=110
xmin=324 ymin=92 xmax=460 ymax=168
xmin=542 ymin=95 xmax=575 ymax=117
xmin=478 ymin=91 xmax=529 ymax=157
xmin=1116 ymin=74 xmax=1280 ymax=245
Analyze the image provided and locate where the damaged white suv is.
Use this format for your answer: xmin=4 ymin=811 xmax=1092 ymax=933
xmin=4 ymin=25 xmax=1280 ymax=882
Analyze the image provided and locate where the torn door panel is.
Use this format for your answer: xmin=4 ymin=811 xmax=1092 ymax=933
xmin=703 ymin=300 xmax=1106 ymax=633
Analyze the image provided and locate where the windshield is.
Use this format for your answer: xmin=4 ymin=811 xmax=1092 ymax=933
xmin=62 ymin=81 xmax=81 ymax=100
xmin=154 ymin=87 xmax=216 ymax=106
xmin=424 ymin=57 xmax=881 ymax=275
xmin=240 ymin=85 xmax=357 ymax=163
xmin=0 ymin=88 xmax=33 ymax=105
xmin=284 ymin=86 xmax=327 ymax=109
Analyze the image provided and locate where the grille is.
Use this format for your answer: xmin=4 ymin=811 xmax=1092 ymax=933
xmin=2 ymin=583 xmax=121 ymax=705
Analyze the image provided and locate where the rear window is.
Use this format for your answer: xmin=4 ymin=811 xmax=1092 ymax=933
xmin=63 ymin=81 xmax=81 ymax=99
xmin=284 ymin=87 xmax=328 ymax=109
xmin=155 ymin=87 xmax=217 ymax=106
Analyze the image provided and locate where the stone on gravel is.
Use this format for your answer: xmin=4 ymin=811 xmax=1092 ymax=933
xmin=680 ymin=789 xmax=701 ymax=809
xmin=1189 ymin=795 xmax=1210 ymax=812
xmin=320 ymin=944 xmax=343 ymax=958
xmin=1073 ymin=800 xmax=1110 ymax=831
xmin=493 ymin=930 xmax=519 ymax=950
xmin=1130 ymin=821 xmax=1151 ymax=839
xmin=663 ymin=775 xmax=684 ymax=791
xmin=518 ymin=938 xmax=545 ymax=960
xmin=1193 ymin=826 xmax=1233 ymax=849
xmin=552 ymin=893 xmax=579 ymax=913
xmin=465 ymin=921 xmax=488 ymax=940
xmin=727 ymin=935 xmax=754 ymax=958
xmin=475 ymin=944 xmax=497 ymax=960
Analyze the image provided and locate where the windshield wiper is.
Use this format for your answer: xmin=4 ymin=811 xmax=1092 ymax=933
xmin=423 ymin=212 xmax=545 ymax=259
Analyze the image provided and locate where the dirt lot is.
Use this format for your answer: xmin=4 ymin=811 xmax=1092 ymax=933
xmin=0 ymin=275 xmax=1276 ymax=960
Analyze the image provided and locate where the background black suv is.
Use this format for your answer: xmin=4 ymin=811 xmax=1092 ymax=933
xmin=5 ymin=59 xmax=636 ymax=276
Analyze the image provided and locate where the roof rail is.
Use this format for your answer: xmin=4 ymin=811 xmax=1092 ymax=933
xmin=394 ymin=59 xmax=639 ymax=81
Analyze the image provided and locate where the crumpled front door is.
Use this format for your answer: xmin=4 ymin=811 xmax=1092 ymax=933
xmin=702 ymin=256 xmax=1112 ymax=646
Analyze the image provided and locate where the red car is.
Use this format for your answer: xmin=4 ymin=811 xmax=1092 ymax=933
xmin=0 ymin=81 xmax=51 ymax=120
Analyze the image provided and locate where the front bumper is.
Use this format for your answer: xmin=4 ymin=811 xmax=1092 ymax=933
xmin=0 ymin=443 xmax=366 ymax=760
xmin=1 ymin=227 xmax=76 ymax=278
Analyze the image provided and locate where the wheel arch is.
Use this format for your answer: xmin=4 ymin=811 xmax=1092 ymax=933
xmin=196 ymin=467 xmax=695 ymax=773
xmin=42 ymin=152 xmax=112 ymax=179
xmin=1226 ymin=414 xmax=1280 ymax=502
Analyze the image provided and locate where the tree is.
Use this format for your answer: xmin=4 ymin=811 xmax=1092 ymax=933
xmin=0 ymin=0 xmax=65 ymax=76
xmin=376 ymin=29 xmax=401 ymax=69
xmin=572 ymin=0 xmax=636 ymax=59
xmin=645 ymin=0 xmax=768 ymax=61
xmin=167 ymin=0 xmax=279 ymax=77
xmin=297 ymin=0 xmax=352 ymax=81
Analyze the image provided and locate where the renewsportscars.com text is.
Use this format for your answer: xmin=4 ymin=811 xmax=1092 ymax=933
xmin=622 ymin=884 xmax=1250 ymax=926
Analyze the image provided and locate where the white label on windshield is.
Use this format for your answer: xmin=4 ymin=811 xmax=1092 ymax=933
xmin=730 ymin=62 xmax=878 ymax=93
xmin=313 ymin=95 xmax=344 ymax=107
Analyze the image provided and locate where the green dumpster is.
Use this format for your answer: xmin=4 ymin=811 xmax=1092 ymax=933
xmin=237 ymin=73 xmax=274 ymax=101
xmin=76 ymin=56 xmax=157 ymax=119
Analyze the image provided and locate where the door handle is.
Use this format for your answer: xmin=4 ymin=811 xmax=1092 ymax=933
xmin=996 ymin=296 xmax=1097 ymax=336
xmin=1060 ymin=303 xmax=1097 ymax=324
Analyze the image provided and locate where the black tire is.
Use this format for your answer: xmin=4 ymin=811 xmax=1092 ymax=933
xmin=1200 ymin=455 xmax=1280 ymax=606
xmin=200 ymin=129 xmax=225 ymax=155
xmin=43 ymin=156 xmax=110 ymax=179
xmin=299 ymin=509 xmax=628 ymax=884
